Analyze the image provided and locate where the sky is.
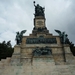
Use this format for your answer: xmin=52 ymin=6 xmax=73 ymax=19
xmin=0 ymin=0 xmax=75 ymax=47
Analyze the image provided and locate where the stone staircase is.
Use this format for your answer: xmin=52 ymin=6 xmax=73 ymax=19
xmin=0 ymin=56 xmax=75 ymax=75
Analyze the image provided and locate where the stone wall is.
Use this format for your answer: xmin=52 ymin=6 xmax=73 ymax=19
xmin=0 ymin=44 xmax=75 ymax=75
xmin=0 ymin=56 xmax=75 ymax=75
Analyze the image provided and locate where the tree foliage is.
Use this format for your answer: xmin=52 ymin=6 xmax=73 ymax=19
xmin=0 ymin=41 xmax=14 ymax=60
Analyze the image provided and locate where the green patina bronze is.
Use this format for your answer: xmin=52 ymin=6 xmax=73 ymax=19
xmin=15 ymin=30 xmax=26 ymax=45
xmin=55 ymin=29 xmax=69 ymax=44
xmin=33 ymin=1 xmax=45 ymax=17
xmin=32 ymin=46 xmax=52 ymax=56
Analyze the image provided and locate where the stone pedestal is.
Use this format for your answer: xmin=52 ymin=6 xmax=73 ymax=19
xmin=11 ymin=45 xmax=21 ymax=65
xmin=32 ymin=16 xmax=49 ymax=35
xmin=34 ymin=16 xmax=45 ymax=28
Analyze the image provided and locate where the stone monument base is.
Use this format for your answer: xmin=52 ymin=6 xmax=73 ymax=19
xmin=0 ymin=56 xmax=75 ymax=75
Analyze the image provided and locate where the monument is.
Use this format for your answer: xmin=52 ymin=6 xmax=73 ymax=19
xmin=0 ymin=1 xmax=75 ymax=75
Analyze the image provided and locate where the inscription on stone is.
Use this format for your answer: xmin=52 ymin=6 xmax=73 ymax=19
xmin=26 ymin=37 xmax=57 ymax=44
xmin=37 ymin=21 xmax=43 ymax=25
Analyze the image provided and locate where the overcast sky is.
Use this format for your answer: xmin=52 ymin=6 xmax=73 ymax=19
xmin=0 ymin=0 xmax=75 ymax=47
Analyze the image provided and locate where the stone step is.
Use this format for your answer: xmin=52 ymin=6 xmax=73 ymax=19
xmin=0 ymin=64 xmax=75 ymax=75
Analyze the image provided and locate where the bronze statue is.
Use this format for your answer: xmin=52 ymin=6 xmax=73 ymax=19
xmin=15 ymin=30 xmax=26 ymax=45
xmin=55 ymin=30 xmax=68 ymax=44
xmin=32 ymin=46 xmax=52 ymax=56
xmin=33 ymin=1 xmax=45 ymax=17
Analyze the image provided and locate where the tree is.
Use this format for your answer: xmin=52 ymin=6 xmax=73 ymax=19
xmin=0 ymin=41 xmax=14 ymax=60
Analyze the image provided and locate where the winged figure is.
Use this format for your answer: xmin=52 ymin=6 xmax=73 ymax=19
xmin=55 ymin=30 xmax=62 ymax=37
xmin=55 ymin=29 xmax=65 ymax=43
xmin=55 ymin=29 xmax=69 ymax=44
xmin=15 ymin=30 xmax=26 ymax=45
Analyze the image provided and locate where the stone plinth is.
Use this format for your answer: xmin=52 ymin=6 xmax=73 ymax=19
xmin=11 ymin=45 xmax=21 ymax=65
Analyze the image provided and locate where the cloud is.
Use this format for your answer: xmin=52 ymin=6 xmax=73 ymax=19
xmin=0 ymin=0 xmax=75 ymax=46
xmin=44 ymin=0 xmax=75 ymax=44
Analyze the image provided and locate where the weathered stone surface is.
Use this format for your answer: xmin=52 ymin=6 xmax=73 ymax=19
xmin=0 ymin=59 xmax=75 ymax=75
xmin=13 ymin=45 xmax=21 ymax=54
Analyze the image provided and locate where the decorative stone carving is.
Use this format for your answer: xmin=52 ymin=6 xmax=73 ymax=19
xmin=32 ymin=46 xmax=52 ymax=56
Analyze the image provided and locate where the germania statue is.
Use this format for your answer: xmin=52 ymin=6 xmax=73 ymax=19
xmin=33 ymin=1 xmax=45 ymax=17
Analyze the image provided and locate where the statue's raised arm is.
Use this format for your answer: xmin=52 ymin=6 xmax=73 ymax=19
xmin=33 ymin=1 xmax=36 ymax=6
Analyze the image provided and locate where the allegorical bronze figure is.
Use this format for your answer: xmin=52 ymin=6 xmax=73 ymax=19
xmin=32 ymin=46 xmax=52 ymax=56
xmin=15 ymin=30 xmax=26 ymax=45
xmin=33 ymin=1 xmax=45 ymax=17
xmin=55 ymin=29 xmax=69 ymax=44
